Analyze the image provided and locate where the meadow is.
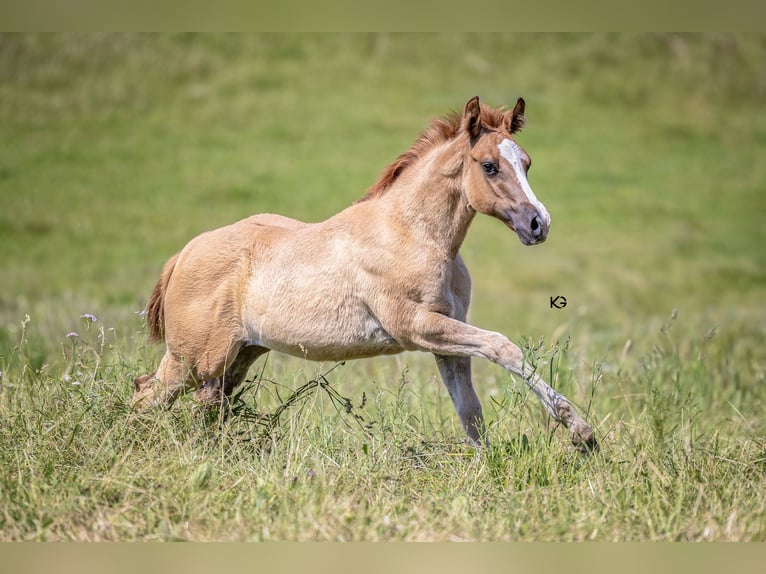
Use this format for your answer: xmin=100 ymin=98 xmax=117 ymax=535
xmin=0 ymin=33 xmax=764 ymax=541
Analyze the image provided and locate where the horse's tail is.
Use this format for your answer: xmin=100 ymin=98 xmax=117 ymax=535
xmin=145 ymin=252 xmax=180 ymax=343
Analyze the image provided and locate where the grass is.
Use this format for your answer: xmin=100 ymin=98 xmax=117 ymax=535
xmin=1 ymin=33 xmax=765 ymax=541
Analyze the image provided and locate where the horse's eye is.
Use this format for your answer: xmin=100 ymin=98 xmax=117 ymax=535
xmin=482 ymin=162 xmax=498 ymax=175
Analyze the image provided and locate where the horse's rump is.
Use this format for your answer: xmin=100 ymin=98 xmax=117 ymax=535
xmin=146 ymin=213 xmax=306 ymax=343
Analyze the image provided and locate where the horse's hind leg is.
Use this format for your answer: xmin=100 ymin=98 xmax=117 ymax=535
xmin=133 ymin=351 xmax=196 ymax=410
xmin=194 ymin=345 xmax=268 ymax=407
xmin=435 ymin=355 xmax=486 ymax=446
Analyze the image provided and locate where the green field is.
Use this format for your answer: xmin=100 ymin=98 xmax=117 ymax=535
xmin=1 ymin=34 xmax=765 ymax=541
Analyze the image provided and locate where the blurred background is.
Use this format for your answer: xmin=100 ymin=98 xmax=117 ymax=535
xmin=0 ymin=33 xmax=764 ymax=368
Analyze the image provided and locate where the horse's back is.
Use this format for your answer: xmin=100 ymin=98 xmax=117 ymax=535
xmin=246 ymin=213 xmax=307 ymax=230
xmin=175 ymin=213 xmax=308 ymax=275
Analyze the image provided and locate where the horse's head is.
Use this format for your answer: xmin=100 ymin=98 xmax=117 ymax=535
xmin=461 ymin=96 xmax=551 ymax=246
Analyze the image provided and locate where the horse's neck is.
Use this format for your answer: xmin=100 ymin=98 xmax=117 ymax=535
xmin=382 ymin=141 xmax=474 ymax=259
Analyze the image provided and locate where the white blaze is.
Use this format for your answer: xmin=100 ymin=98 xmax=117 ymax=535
xmin=497 ymin=139 xmax=551 ymax=227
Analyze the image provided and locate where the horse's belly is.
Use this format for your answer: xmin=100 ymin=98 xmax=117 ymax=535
xmin=243 ymin=292 xmax=403 ymax=361
xmin=242 ymin=233 xmax=408 ymax=360
xmin=248 ymin=335 xmax=403 ymax=362
xmin=246 ymin=324 xmax=403 ymax=362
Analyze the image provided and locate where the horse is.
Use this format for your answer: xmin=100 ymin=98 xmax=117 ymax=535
xmin=133 ymin=96 xmax=598 ymax=452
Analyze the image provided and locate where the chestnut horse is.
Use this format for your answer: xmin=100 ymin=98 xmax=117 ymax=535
xmin=133 ymin=96 xmax=597 ymax=451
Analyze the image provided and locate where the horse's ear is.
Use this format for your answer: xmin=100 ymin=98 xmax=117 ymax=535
xmin=462 ymin=96 xmax=482 ymax=138
xmin=507 ymin=97 xmax=526 ymax=134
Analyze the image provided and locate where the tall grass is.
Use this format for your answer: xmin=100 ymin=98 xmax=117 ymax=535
xmin=1 ymin=307 xmax=763 ymax=541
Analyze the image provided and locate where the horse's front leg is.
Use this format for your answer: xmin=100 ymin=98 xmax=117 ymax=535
xmin=434 ymin=355 xmax=486 ymax=446
xmin=405 ymin=311 xmax=597 ymax=452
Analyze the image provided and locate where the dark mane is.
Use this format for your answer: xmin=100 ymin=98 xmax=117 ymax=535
xmin=358 ymin=103 xmax=509 ymax=202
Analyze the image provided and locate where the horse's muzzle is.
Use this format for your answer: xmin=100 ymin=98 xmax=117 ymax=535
xmin=507 ymin=205 xmax=549 ymax=246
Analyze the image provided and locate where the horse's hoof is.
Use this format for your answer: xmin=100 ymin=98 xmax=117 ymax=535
xmin=133 ymin=373 xmax=154 ymax=393
xmin=571 ymin=425 xmax=599 ymax=454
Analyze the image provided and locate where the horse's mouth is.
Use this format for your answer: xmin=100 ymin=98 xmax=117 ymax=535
xmin=517 ymin=230 xmax=544 ymax=246
xmin=503 ymin=218 xmax=545 ymax=246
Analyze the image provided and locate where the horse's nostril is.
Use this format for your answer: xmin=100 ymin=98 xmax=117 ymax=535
xmin=531 ymin=216 xmax=541 ymax=235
